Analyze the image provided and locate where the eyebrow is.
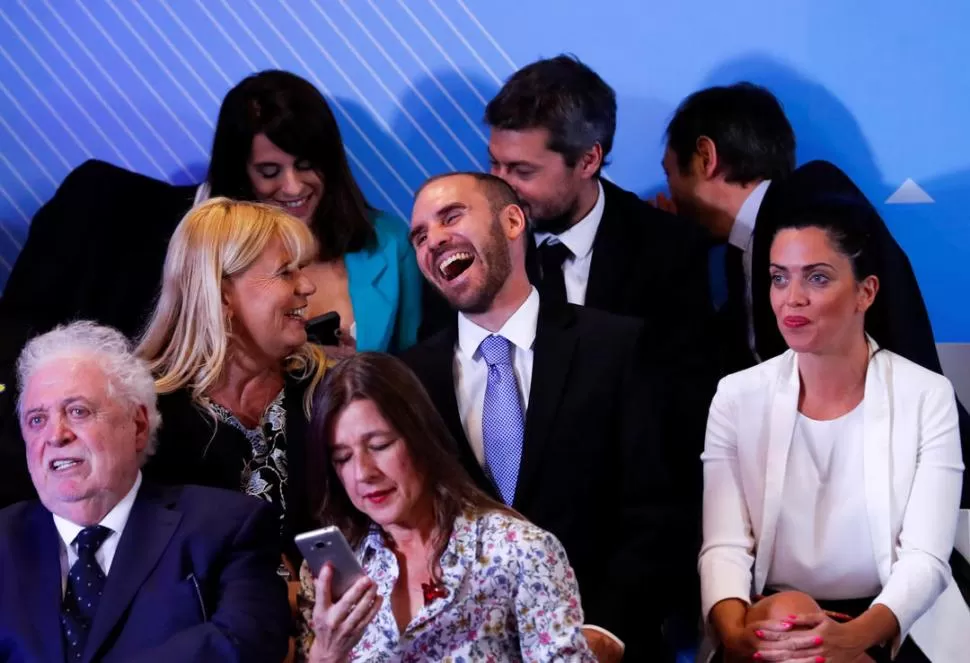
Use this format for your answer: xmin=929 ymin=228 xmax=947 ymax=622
xmin=331 ymin=430 xmax=394 ymax=449
xmin=769 ymin=262 xmax=836 ymax=271
xmin=487 ymin=150 xmax=535 ymax=170
xmin=22 ymin=396 xmax=88 ymax=418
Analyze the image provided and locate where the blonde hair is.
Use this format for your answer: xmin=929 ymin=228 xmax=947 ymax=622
xmin=137 ymin=197 xmax=327 ymax=416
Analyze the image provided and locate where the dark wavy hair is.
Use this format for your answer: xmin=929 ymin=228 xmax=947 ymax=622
xmin=306 ymin=353 xmax=513 ymax=581
xmin=206 ymin=70 xmax=376 ymax=260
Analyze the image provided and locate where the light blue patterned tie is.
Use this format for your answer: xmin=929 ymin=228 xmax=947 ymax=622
xmin=479 ymin=334 xmax=525 ymax=505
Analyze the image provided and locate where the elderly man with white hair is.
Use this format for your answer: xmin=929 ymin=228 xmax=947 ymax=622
xmin=0 ymin=321 xmax=291 ymax=663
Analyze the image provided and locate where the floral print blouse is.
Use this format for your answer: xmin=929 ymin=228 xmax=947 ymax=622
xmin=208 ymin=390 xmax=288 ymax=530
xmin=297 ymin=510 xmax=595 ymax=662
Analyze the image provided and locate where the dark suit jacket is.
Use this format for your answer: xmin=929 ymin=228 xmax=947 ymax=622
xmin=0 ymin=483 xmax=290 ymax=663
xmin=143 ymin=376 xmax=316 ymax=562
xmin=404 ymin=301 xmax=683 ymax=661
xmin=727 ymin=160 xmax=970 ymax=505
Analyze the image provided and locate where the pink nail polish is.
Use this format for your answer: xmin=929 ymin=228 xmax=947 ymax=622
xmin=814 ymin=636 xmax=823 ymax=646
xmin=753 ymin=654 xmax=763 ymax=661
xmin=815 ymin=657 xmax=826 ymax=663
xmin=755 ymin=629 xmax=765 ymax=638
xmin=781 ymin=621 xmax=793 ymax=629
xmin=788 ymin=614 xmax=798 ymax=619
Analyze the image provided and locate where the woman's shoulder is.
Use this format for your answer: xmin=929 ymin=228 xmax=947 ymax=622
xmin=876 ymin=349 xmax=955 ymax=396
xmin=716 ymin=349 xmax=795 ymax=397
xmin=473 ymin=510 xmax=566 ymax=553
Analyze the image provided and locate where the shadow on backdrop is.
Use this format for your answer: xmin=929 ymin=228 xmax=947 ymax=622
xmin=390 ymin=70 xmax=500 ymax=182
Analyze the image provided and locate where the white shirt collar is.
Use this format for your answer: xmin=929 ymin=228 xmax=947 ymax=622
xmin=729 ymin=179 xmax=771 ymax=251
xmin=534 ymin=179 xmax=605 ymax=259
xmin=53 ymin=472 xmax=142 ymax=549
xmin=457 ymin=287 xmax=540 ymax=360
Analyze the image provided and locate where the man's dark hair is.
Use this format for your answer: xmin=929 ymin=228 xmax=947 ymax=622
xmin=665 ymin=82 xmax=795 ymax=184
xmin=416 ymin=172 xmax=520 ymax=217
xmin=485 ymin=54 xmax=616 ymax=173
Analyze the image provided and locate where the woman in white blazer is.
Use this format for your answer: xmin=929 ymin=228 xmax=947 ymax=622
xmin=699 ymin=200 xmax=968 ymax=663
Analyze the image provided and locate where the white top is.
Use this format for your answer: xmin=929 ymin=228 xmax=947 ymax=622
xmin=53 ymin=472 xmax=143 ymax=595
xmin=766 ymin=404 xmax=883 ymax=599
xmin=534 ymin=180 xmax=606 ymax=306
xmin=728 ymin=180 xmax=770 ymax=358
xmin=454 ymin=288 xmax=539 ymax=465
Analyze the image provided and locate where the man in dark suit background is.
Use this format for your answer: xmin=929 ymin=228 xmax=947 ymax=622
xmin=0 ymin=162 xmax=196 ymax=505
xmin=404 ymin=172 xmax=683 ymax=662
xmin=0 ymin=321 xmax=290 ymax=663
xmin=659 ymin=82 xmax=970 ymax=507
xmin=483 ymin=53 xmax=717 ymax=536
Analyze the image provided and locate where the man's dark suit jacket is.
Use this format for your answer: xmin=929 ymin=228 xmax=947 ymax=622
xmin=404 ymin=300 xmax=683 ymax=661
xmin=0 ymin=483 xmax=290 ymax=663
xmin=144 ymin=376 xmax=316 ymax=562
xmin=719 ymin=159 xmax=970 ymax=506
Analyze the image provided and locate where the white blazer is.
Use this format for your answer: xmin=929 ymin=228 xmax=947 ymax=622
xmin=698 ymin=340 xmax=970 ymax=662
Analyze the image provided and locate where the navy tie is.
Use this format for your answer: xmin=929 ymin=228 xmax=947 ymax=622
xmin=61 ymin=525 xmax=111 ymax=661
xmin=479 ymin=334 xmax=525 ymax=505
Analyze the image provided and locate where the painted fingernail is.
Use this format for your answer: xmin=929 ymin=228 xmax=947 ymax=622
xmin=814 ymin=636 xmax=823 ymax=646
xmin=755 ymin=629 xmax=765 ymax=638
xmin=781 ymin=621 xmax=793 ymax=629
xmin=753 ymin=654 xmax=763 ymax=661
xmin=788 ymin=614 xmax=797 ymax=619
xmin=815 ymin=657 xmax=826 ymax=663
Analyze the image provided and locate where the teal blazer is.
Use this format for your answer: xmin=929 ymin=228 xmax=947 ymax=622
xmin=344 ymin=210 xmax=422 ymax=354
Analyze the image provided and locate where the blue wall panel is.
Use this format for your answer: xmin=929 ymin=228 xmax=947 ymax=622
xmin=0 ymin=0 xmax=967 ymax=340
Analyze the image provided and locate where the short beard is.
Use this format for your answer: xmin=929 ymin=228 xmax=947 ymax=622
xmin=439 ymin=217 xmax=512 ymax=314
xmin=527 ymin=198 xmax=579 ymax=235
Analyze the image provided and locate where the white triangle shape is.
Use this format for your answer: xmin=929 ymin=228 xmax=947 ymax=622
xmin=886 ymin=178 xmax=934 ymax=204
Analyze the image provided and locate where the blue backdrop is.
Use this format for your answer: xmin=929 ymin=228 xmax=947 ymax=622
xmin=0 ymin=0 xmax=967 ymax=341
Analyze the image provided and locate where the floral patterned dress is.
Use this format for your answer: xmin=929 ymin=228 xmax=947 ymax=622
xmin=208 ymin=390 xmax=289 ymax=532
xmin=296 ymin=510 xmax=596 ymax=662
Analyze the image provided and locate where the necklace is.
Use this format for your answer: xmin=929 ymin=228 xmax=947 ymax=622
xmin=421 ymin=579 xmax=448 ymax=605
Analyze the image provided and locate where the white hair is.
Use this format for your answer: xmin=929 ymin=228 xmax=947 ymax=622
xmin=17 ymin=321 xmax=162 ymax=461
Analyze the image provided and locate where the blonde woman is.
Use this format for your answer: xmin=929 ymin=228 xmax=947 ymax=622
xmin=138 ymin=197 xmax=328 ymax=568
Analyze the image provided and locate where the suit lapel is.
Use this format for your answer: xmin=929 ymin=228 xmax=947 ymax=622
xmin=419 ymin=328 xmax=495 ymax=495
xmin=84 ymin=485 xmax=182 ymax=662
xmin=862 ymin=342 xmax=894 ymax=582
xmin=345 ymin=245 xmax=392 ymax=352
xmin=753 ymin=351 xmax=800 ymax=590
xmin=516 ymin=302 xmax=577 ymax=508
xmin=17 ymin=504 xmax=65 ymax=663
xmin=585 ymin=181 xmax=633 ymax=310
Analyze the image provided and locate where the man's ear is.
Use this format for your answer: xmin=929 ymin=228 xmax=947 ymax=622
xmin=576 ymin=143 xmax=604 ymax=180
xmin=695 ymin=136 xmax=719 ymax=179
xmin=502 ymin=203 xmax=529 ymax=240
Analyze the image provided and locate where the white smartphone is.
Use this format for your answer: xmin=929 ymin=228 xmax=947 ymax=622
xmin=294 ymin=526 xmax=365 ymax=599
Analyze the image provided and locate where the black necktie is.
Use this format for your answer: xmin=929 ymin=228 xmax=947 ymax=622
xmin=61 ymin=525 xmax=112 ymax=661
xmin=537 ymin=241 xmax=572 ymax=303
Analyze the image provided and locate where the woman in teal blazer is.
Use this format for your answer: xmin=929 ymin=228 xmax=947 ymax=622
xmin=204 ymin=69 xmax=421 ymax=353
xmin=346 ymin=210 xmax=421 ymax=353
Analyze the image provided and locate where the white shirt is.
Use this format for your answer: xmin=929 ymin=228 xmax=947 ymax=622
xmin=454 ymin=288 xmax=539 ymax=465
xmin=534 ymin=180 xmax=606 ymax=306
xmin=728 ymin=180 xmax=770 ymax=358
xmin=53 ymin=472 xmax=143 ymax=595
xmin=766 ymin=405 xmax=882 ymax=599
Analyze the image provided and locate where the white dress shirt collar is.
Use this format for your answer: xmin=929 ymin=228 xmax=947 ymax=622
xmin=457 ymin=287 xmax=540 ymax=360
xmin=53 ymin=471 xmax=142 ymax=558
xmin=729 ymin=179 xmax=771 ymax=251
xmin=533 ymin=179 xmax=605 ymax=260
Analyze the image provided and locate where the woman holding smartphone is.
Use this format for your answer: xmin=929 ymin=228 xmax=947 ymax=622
xmin=296 ymin=353 xmax=596 ymax=662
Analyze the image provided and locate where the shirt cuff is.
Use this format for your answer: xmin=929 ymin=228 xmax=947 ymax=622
xmin=581 ymin=624 xmax=625 ymax=652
